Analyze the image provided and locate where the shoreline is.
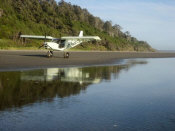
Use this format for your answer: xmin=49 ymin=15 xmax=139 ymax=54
xmin=0 ymin=50 xmax=175 ymax=71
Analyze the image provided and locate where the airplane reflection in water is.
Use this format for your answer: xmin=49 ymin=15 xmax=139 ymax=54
xmin=21 ymin=59 xmax=148 ymax=84
xmin=0 ymin=59 xmax=148 ymax=110
xmin=21 ymin=68 xmax=101 ymax=84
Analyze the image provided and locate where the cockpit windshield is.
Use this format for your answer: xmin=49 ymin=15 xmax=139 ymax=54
xmin=52 ymin=39 xmax=61 ymax=44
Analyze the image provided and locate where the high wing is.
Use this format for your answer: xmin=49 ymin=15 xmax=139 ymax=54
xmin=62 ymin=31 xmax=101 ymax=41
xmin=20 ymin=35 xmax=54 ymax=40
xmin=61 ymin=36 xmax=101 ymax=41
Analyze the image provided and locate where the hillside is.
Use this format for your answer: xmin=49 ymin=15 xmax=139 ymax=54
xmin=0 ymin=0 xmax=154 ymax=51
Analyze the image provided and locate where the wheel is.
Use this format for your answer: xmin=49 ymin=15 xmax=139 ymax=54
xmin=47 ymin=51 xmax=53 ymax=58
xmin=50 ymin=51 xmax=53 ymax=56
xmin=66 ymin=52 xmax=70 ymax=58
xmin=64 ymin=52 xmax=70 ymax=58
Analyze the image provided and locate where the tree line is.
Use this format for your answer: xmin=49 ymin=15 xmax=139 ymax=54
xmin=0 ymin=0 xmax=153 ymax=51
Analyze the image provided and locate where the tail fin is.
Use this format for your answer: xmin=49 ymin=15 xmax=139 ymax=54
xmin=79 ymin=31 xmax=83 ymax=37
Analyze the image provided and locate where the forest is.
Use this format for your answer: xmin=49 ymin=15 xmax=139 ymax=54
xmin=0 ymin=0 xmax=154 ymax=51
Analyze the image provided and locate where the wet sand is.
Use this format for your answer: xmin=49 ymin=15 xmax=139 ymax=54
xmin=0 ymin=50 xmax=175 ymax=71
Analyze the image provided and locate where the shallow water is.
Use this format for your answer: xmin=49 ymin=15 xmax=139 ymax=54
xmin=0 ymin=58 xmax=175 ymax=131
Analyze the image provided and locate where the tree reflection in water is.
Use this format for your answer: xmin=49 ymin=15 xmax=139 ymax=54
xmin=0 ymin=59 xmax=147 ymax=110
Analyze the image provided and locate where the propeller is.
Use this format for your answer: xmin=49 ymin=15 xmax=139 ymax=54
xmin=39 ymin=33 xmax=47 ymax=49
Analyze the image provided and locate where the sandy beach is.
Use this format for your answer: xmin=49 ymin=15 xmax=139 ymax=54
xmin=0 ymin=50 xmax=175 ymax=71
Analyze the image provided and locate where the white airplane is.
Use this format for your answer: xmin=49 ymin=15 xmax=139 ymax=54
xmin=20 ymin=31 xmax=101 ymax=58
xmin=21 ymin=67 xmax=101 ymax=84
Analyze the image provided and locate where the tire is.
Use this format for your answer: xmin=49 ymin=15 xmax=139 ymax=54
xmin=64 ymin=52 xmax=70 ymax=58
xmin=50 ymin=51 xmax=53 ymax=56
xmin=47 ymin=51 xmax=53 ymax=58
xmin=66 ymin=52 xmax=70 ymax=58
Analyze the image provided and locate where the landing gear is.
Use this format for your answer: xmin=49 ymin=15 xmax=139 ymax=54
xmin=64 ymin=52 xmax=70 ymax=58
xmin=47 ymin=50 xmax=53 ymax=58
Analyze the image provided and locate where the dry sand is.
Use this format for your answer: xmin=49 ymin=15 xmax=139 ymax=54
xmin=0 ymin=50 xmax=175 ymax=71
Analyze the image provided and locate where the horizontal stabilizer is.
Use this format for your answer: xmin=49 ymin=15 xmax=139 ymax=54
xmin=20 ymin=35 xmax=54 ymax=40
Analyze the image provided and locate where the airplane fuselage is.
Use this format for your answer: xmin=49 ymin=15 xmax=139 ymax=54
xmin=44 ymin=38 xmax=83 ymax=51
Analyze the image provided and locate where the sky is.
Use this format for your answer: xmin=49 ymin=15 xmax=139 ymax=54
xmin=59 ymin=0 xmax=175 ymax=50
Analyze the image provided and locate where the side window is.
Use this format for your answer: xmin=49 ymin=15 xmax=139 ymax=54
xmin=59 ymin=40 xmax=65 ymax=48
xmin=56 ymin=40 xmax=60 ymax=44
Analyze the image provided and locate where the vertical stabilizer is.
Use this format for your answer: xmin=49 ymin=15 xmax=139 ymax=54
xmin=79 ymin=31 xmax=83 ymax=37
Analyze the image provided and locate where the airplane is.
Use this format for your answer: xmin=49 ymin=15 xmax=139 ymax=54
xmin=21 ymin=67 xmax=101 ymax=84
xmin=20 ymin=31 xmax=101 ymax=58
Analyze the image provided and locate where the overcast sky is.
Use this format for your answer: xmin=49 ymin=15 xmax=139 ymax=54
xmin=59 ymin=0 xmax=175 ymax=50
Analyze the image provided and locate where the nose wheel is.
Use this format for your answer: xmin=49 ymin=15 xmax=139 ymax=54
xmin=47 ymin=51 xmax=53 ymax=58
xmin=64 ymin=52 xmax=70 ymax=58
